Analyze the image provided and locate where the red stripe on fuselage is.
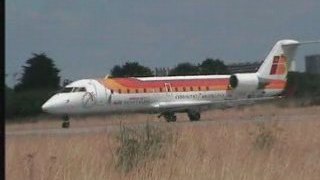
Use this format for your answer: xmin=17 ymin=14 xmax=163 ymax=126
xmin=100 ymin=77 xmax=287 ymax=94
xmin=114 ymin=78 xmax=230 ymax=89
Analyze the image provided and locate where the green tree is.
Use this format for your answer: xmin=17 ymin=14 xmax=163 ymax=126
xmin=169 ymin=63 xmax=199 ymax=76
xmin=199 ymin=58 xmax=229 ymax=75
xmin=14 ymin=53 xmax=60 ymax=91
xmin=5 ymin=84 xmax=14 ymax=118
xmin=110 ymin=65 xmax=123 ymax=77
xmin=6 ymin=53 xmax=61 ymax=119
xmin=62 ymin=79 xmax=73 ymax=87
xmin=110 ymin=62 xmax=154 ymax=77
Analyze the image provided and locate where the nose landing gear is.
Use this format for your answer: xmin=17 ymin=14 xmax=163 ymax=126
xmin=62 ymin=115 xmax=70 ymax=128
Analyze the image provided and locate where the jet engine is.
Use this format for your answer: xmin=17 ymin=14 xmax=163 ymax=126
xmin=229 ymin=73 xmax=259 ymax=94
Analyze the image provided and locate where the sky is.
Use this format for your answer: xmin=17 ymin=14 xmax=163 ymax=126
xmin=5 ymin=0 xmax=320 ymax=87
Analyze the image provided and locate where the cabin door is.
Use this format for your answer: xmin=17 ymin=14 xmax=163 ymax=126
xmin=164 ymin=83 xmax=173 ymax=99
xmin=89 ymin=80 xmax=108 ymax=106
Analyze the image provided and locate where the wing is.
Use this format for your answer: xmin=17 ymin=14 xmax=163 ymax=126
xmin=151 ymin=96 xmax=281 ymax=113
xmin=152 ymin=100 xmax=212 ymax=112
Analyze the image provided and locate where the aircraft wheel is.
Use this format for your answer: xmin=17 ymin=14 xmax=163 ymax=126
xmin=188 ymin=111 xmax=201 ymax=121
xmin=62 ymin=121 xmax=70 ymax=128
xmin=62 ymin=115 xmax=70 ymax=128
xmin=163 ymin=113 xmax=177 ymax=122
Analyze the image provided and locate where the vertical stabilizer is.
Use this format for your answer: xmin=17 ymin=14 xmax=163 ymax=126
xmin=257 ymin=39 xmax=299 ymax=81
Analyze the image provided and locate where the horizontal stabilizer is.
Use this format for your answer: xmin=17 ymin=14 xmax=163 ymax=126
xmin=282 ymin=40 xmax=320 ymax=46
xmin=295 ymin=40 xmax=320 ymax=45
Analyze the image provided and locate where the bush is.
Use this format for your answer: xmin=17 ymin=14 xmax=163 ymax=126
xmin=254 ymin=123 xmax=275 ymax=150
xmin=115 ymin=123 xmax=175 ymax=173
xmin=250 ymin=121 xmax=282 ymax=150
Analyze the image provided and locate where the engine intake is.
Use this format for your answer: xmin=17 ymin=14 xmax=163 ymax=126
xmin=229 ymin=73 xmax=259 ymax=93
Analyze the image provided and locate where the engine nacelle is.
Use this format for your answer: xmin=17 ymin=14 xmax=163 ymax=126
xmin=229 ymin=73 xmax=259 ymax=94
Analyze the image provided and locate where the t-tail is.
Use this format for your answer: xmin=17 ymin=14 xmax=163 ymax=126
xmin=257 ymin=39 xmax=300 ymax=82
xmin=229 ymin=39 xmax=319 ymax=96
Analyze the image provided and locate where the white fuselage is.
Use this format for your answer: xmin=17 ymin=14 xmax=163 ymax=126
xmin=41 ymin=74 xmax=282 ymax=116
xmin=42 ymin=39 xmax=309 ymax=118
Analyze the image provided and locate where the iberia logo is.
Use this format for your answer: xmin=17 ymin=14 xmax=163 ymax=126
xmin=270 ymin=55 xmax=287 ymax=75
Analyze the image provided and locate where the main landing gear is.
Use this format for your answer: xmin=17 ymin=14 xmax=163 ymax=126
xmin=62 ymin=115 xmax=70 ymax=128
xmin=159 ymin=110 xmax=201 ymax=122
xmin=158 ymin=112 xmax=177 ymax=122
xmin=158 ymin=112 xmax=176 ymax=122
xmin=187 ymin=111 xmax=201 ymax=121
xmin=164 ymin=112 xmax=177 ymax=122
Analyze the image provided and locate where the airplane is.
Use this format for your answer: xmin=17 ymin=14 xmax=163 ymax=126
xmin=41 ymin=39 xmax=319 ymax=128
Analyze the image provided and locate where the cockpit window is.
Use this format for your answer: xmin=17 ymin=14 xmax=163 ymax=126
xmin=73 ymin=87 xmax=87 ymax=92
xmin=60 ymin=87 xmax=73 ymax=93
xmin=59 ymin=87 xmax=86 ymax=93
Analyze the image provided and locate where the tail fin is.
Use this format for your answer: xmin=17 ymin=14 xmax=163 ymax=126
xmin=257 ymin=39 xmax=300 ymax=81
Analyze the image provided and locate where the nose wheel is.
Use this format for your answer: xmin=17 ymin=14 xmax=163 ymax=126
xmin=62 ymin=115 xmax=70 ymax=128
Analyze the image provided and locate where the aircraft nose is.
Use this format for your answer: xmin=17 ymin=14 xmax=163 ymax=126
xmin=41 ymin=100 xmax=53 ymax=112
xmin=42 ymin=95 xmax=72 ymax=114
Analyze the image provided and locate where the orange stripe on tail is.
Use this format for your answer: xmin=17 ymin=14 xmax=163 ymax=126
xmin=270 ymin=55 xmax=287 ymax=75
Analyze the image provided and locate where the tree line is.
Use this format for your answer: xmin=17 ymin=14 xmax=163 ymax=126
xmin=110 ymin=59 xmax=229 ymax=77
xmin=5 ymin=53 xmax=320 ymax=119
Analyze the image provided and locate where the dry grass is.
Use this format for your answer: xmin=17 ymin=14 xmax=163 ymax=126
xmin=6 ymin=104 xmax=320 ymax=180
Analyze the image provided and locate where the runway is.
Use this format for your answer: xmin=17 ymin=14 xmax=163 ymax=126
xmin=6 ymin=113 xmax=319 ymax=137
